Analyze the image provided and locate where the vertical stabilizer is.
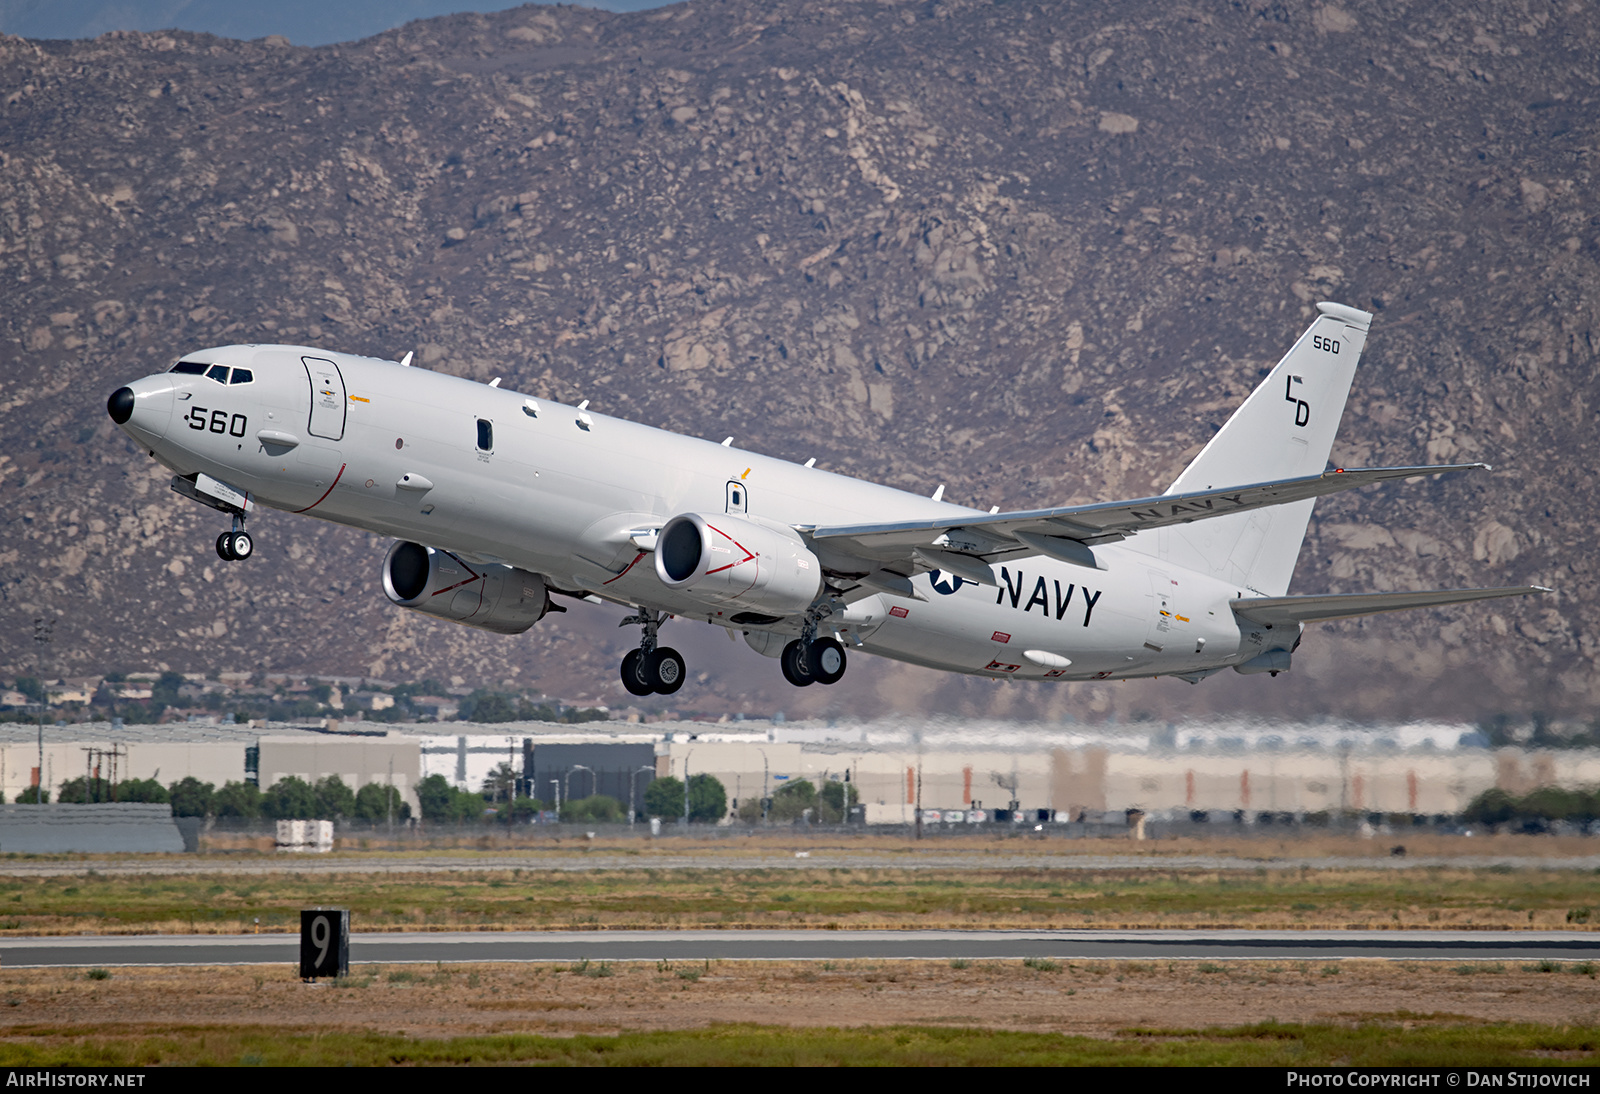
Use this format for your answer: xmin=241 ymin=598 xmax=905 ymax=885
xmin=1146 ymin=302 xmax=1372 ymax=596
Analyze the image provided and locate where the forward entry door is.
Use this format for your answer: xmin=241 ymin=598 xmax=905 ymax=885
xmin=303 ymin=357 xmax=347 ymax=441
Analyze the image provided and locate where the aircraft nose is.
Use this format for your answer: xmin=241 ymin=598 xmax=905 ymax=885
xmin=107 ymin=386 xmax=135 ymax=425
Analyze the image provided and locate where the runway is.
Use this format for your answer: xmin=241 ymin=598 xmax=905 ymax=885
xmin=0 ymin=852 xmax=1596 ymax=877
xmin=4 ymin=929 xmax=1596 ymax=968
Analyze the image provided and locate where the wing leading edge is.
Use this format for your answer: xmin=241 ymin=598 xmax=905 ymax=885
xmin=1231 ymin=586 xmax=1550 ymax=626
xmin=804 ymin=463 xmax=1486 ymax=571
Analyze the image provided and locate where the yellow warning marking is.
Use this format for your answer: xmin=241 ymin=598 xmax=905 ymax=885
xmin=349 ymin=396 xmax=370 ymax=403
xmin=741 ymin=467 xmax=751 ymax=480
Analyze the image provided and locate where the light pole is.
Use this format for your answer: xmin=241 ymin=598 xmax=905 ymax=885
xmin=681 ymin=749 xmax=695 ymax=826
xmin=628 ymin=765 xmax=654 ymax=828
xmin=565 ymin=764 xmax=594 ymax=807
xmin=33 ymin=617 xmax=51 ymax=804
xmin=755 ymin=747 xmax=769 ymax=824
xmin=549 ymin=778 xmax=560 ymax=821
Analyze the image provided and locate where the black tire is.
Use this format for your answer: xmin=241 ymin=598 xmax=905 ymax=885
xmin=647 ymin=647 xmax=686 ymax=695
xmin=809 ymin=637 xmax=847 ymax=685
xmin=229 ymin=531 xmax=253 ymax=560
xmin=780 ymin=640 xmax=814 ymax=687
xmin=620 ymin=649 xmax=653 ymax=696
xmin=215 ymin=532 xmax=235 ymax=561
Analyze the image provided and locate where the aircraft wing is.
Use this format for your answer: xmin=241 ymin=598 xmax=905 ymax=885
xmin=803 ymin=464 xmax=1486 ymax=576
xmin=1230 ymin=585 xmax=1550 ymax=625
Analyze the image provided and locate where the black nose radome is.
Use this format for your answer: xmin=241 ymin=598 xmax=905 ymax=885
xmin=107 ymin=387 xmax=134 ymax=425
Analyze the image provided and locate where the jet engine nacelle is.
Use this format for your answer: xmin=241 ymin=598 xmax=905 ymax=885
xmin=1233 ymin=649 xmax=1292 ymax=675
xmin=655 ymin=512 xmax=822 ymax=616
xmin=382 ymin=541 xmax=549 ymax=635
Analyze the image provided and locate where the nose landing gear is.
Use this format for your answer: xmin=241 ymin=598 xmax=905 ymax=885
xmin=618 ymin=610 xmax=686 ymax=696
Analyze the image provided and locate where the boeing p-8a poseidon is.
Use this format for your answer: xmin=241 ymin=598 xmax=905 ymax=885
xmin=106 ymin=301 xmax=1544 ymax=695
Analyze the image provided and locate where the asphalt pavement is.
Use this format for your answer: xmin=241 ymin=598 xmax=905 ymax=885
xmin=4 ymin=929 xmax=1596 ymax=968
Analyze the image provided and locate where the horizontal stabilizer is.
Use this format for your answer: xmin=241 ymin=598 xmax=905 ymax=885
xmin=1231 ymin=586 xmax=1550 ymax=626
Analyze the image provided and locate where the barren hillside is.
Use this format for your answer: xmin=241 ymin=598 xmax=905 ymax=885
xmin=1 ymin=0 xmax=1594 ymax=721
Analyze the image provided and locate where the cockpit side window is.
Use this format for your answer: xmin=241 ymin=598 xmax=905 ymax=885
xmin=229 ymin=369 xmax=254 ymax=385
xmin=206 ymin=365 xmax=230 ymax=384
xmin=170 ymin=361 xmax=207 ymax=375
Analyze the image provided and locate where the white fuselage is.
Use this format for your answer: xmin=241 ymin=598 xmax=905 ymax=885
xmin=113 ymin=345 xmax=1284 ymax=683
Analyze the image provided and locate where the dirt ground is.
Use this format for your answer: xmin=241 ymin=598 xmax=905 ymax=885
xmin=0 ymin=960 xmax=1595 ymax=1039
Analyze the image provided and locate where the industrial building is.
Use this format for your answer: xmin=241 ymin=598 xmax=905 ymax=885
xmin=0 ymin=717 xmax=1592 ymax=823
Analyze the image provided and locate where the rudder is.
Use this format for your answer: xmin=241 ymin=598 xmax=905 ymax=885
xmin=1144 ymin=301 xmax=1373 ymax=596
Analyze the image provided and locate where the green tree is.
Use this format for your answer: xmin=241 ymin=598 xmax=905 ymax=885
xmin=415 ymin=774 xmax=483 ymax=822
xmin=114 ymin=778 xmax=170 ymax=804
xmin=168 ymin=777 xmax=215 ymax=817
xmin=504 ymin=796 xmax=542 ymax=823
xmin=688 ymin=773 xmax=726 ymax=823
xmin=560 ymin=794 xmax=624 ymax=823
xmin=463 ymin=691 xmax=519 ymax=723
xmin=818 ymin=780 xmax=859 ymax=823
xmin=1521 ymin=786 xmax=1594 ymax=823
xmin=416 ymin=774 xmax=456 ymax=821
xmin=263 ymin=776 xmax=317 ymax=820
xmin=214 ymin=781 xmax=261 ymax=818
xmin=12 ymin=677 xmax=42 ymax=703
xmin=643 ymin=775 xmax=726 ymax=822
xmin=1462 ymin=787 xmax=1517 ymax=826
xmin=353 ymin=782 xmax=411 ymax=823
xmin=769 ymin=779 xmax=817 ymax=822
xmin=150 ymin=671 xmax=186 ymax=708
xmin=56 ymin=776 xmax=112 ymax=804
xmin=643 ymin=775 xmax=682 ymax=819
xmin=480 ymin=762 xmax=518 ymax=803
xmin=15 ymin=786 xmax=48 ymax=804
xmin=314 ymin=775 xmax=356 ymax=819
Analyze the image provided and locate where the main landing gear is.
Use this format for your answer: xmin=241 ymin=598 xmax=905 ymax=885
xmin=618 ymin=609 xmax=686 ymax=696
xmin=780 ymin=637 xmax=847 ymax=687
xmin=214 ymin=515 xmax=253 ymax=562
xmin=779 ymin=598 xmax=849 ymax=687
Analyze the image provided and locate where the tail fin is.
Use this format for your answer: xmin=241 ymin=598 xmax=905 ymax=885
xmin=1147 ymin=301 xmax=1373 ymax=596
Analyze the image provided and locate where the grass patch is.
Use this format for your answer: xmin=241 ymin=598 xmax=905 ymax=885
xmin=1 ymin=862 xmax=1598 ymax=934
xmin=0 ymin=1021 xmax=1592 ymax=1066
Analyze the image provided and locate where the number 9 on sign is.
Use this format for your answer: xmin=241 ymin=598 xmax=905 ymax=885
xmin=300 ymin=909 xmax=350 ymax=980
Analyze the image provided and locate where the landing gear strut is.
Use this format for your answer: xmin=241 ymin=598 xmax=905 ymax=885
xmin=618 ymin=609 xmax=686 ymax=696
xmin=215 ymin=514 xmax=253 ymax=562
xmin=780 ymin=598 xmax=849 ymax=687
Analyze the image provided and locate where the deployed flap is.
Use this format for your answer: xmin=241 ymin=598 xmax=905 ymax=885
xmin=805 ymin=464 xmax=1485 ymax=566
xmin=1231 ymin=585 xmax=1549 ymax=626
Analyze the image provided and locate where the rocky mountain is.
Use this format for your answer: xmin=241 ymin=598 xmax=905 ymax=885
xmin=1 ymin=0 xmax=1595 ymax=723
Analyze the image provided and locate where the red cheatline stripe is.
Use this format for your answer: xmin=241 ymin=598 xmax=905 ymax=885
xmin=292 ymin=463 xmax=346 ymax=513
xmin=604 ymin=551 xmax=647 ymax=585
xmin=704 ymin=522 xmax=756 ymax=575
xmin=430 ymin=555 xmax=483 ymax=598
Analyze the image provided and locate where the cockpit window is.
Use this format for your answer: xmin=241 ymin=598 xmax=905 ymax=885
xmin=206 ymin=365 xmax=230 ymax=384
xmin=170 ymin=361 xmax=208 ymax=375
xmin=229 ymin=369 xmax=254 ymax=385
